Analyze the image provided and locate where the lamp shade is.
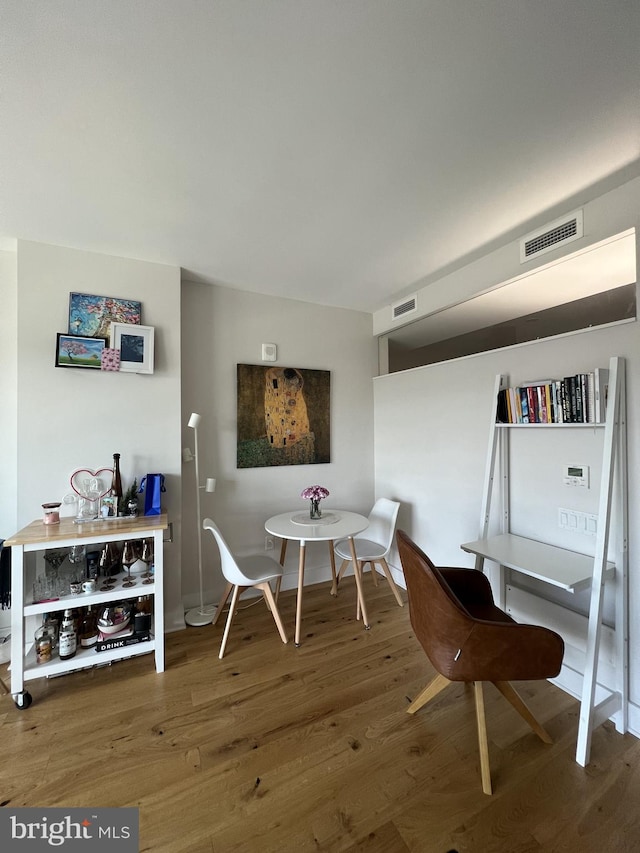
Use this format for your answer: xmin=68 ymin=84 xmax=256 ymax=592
xmin=188 ymin=412 xmax=201 ymax=429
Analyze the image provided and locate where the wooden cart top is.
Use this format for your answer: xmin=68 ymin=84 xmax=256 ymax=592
xmin=5 ymin=513 xmax=168 ymax=547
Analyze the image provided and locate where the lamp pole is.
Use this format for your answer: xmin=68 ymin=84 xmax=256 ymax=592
xmin=184 ymin=413 xmax=215 ymax=627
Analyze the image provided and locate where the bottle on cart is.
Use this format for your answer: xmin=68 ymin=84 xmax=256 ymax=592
xmin=34 ymin=624 xmax=54 ymax=664
xmin=59 ymin=608 xmax=77 ymax=660
xmin=112 ymin=452 xmax=123 ymax=516
xmin=133 ymin=596 xmax=152 ymax=635
xmin=78 ymin=606 xmax=99 ymax=648
xmin=42 ymin=613 xmax=60 ymax=651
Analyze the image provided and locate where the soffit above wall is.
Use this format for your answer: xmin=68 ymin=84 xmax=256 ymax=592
xmin=386 ymin=230 xmax=637 ymax=350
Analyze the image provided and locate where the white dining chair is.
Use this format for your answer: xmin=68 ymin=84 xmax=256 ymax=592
xmin=203 ymin=518 xmax=288 ymax=658
xmin=332 ymin=498 xmax=404 ymax=609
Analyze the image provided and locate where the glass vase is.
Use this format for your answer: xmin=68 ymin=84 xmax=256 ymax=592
xmin=310 ymin=498 xmax=322 ymax=519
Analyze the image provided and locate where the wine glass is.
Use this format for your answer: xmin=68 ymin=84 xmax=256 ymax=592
xmin=99 ymin=542 xmax=119 ymax=591
xmin=141 ymin=539 xmax=154 ymax=585
xmin=121 ymin=540 xmax=137 ymax=588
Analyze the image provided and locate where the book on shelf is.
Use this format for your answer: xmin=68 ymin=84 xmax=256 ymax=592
xmin=95 ymin=626 xmax=151 ymax=652
xmin=496 ymin=368 xmax=608 ymax=424
xmin=594 ymin=367 xmax=609 ymax=423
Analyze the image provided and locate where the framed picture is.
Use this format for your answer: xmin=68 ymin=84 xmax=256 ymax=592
xmin=55 ymin=333 xmax=107 ymax=369
xmin=68 ymin=292 xmax=142 ymax=338
xmin=110 ymin=323 xmax=155 ymax=374
xmin=236 ymin=364 xmax=331 ymax=468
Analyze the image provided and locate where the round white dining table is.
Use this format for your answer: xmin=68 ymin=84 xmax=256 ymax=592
xmin=264 ymin=509 xmax=370 ymax=646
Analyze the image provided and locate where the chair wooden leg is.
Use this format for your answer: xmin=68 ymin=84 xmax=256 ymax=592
xmin=258 ymin=582 xmax=288 ymax=645
xmin=328 ymin=541 xmax=338 ymax=596
xmin=218 ymin=585 xmax=242 ymax=659
xmin=211 ymin=582 xmax=233 ymax=626
xmin=407 ymin=672 xmax=451 ymax=714
xmin=331 ymin=558 xmax=349 ymax=595
xmin=493 ymin=681 xmax=553 ymax=744
xmin=474 ymin=681 xmax=493 ymax=795
xmin=378 ymin=558 xmax=404 ymax=607
xmin=365 ymin=560 xmax=379 ymax=587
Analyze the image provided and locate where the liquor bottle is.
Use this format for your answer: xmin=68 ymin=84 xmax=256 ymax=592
xmin=112 ymin=453 xmax=123 ymax=515
xmin=78 ymin=606 xmax=99 ymax=648
xmin=35 ymin=624 xmax=54 ymax=664
xmin=59 ymin=609 xmax=77 ymax=660
xmin=133 ymin=596 xmax=152 ymax=635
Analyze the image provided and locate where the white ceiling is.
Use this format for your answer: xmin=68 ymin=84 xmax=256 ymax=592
xmin=2 ymin=1 xmax=639 ymax=314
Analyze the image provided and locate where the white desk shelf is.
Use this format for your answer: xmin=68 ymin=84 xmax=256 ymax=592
xmin=465 ymin=357 xmax=628 ymax=768
xmin=461 ymin=533 xmax=615 ymax=594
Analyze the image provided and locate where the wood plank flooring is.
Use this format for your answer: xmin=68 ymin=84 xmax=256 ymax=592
xmin=2 ymin=578 xmax=639 ymax=852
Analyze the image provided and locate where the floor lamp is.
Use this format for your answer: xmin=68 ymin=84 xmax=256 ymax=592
xmin=184 ymin=412 xmax=217 ymax=627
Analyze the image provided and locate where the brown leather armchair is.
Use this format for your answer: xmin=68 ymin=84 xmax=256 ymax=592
xmin=397 ymin=529 xmax=564 ymax=794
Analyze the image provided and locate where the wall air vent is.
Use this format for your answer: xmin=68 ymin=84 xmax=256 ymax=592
xmin=392 ymin=294 xmax=417 ymax=320
xmin=520 ymin=209 xmax=583 ymax=263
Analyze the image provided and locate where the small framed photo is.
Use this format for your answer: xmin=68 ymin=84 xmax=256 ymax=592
xmin=55 ymin=333 xmax=107 ymax=369
xmin=110 ymin=323 xmax=155 ymax=374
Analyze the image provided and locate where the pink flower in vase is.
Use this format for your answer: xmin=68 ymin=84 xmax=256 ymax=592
xmin=301 ymin=485 xmax=329 ymax=519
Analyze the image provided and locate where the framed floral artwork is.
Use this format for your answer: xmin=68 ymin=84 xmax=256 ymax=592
xmin=55 ymin=334 xmax=107 ymax=369
xmin=68 ymin=292 xmax=142 ymax=338
xmin=110 ymin=323 xmax=155 ymax=374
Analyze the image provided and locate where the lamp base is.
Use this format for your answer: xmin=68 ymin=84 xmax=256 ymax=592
xmin=184 ymin=605 xmax=217 ymax=627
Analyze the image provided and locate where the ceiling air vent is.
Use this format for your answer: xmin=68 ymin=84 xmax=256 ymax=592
xmin=392 ymin=294 xmax=417 ymax=320
xmin=520 ymin=209 xmax=583 ymax=263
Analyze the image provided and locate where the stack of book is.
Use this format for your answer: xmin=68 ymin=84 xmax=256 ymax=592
xmin=496 ymin=368 xmax=609 ymax=424
xmin=95 ymin=625 xmax=151 ymax=652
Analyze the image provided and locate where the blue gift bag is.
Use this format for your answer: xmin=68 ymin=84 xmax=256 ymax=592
xmin=138 ymin=473 xmax=166 ymax=516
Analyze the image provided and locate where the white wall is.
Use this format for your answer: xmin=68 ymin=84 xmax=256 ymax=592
xmin=10 ymin=240 xmax=184 ymax=630
xmin=0 ymin=249 xmax=18 ymax=634
xmin=181 ymin=281 xmax=377 ymax=608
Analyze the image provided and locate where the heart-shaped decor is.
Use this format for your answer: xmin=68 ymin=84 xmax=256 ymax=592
xmin=70 ymin=467 xmax=114 ymax=499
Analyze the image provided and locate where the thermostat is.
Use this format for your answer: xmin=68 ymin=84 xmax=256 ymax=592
xmin=563 ymin=464 xmax=589 ymax=488
xmin=261 ymin=343 xmax=277 ymax=362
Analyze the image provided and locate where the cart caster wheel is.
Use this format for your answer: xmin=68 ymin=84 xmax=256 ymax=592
xmin=14 ymin=691 xmax=32 ymax=710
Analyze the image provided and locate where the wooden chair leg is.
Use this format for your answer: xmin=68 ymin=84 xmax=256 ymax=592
xmin=474 ymin=681 xmax=493 ymax=795
xmin=274 ymin=575 xmax=282 ymax=600
xmin=364 ymin=560 xmax=379 ymax=586
xmin=493 ymin=681 xmax=553 ymax=744
xmin=328 ymin=541 xmax=338 ymax=595
xmin=332 ymin=559 xmax=349 ymax=595
xmin=355 ymin=561 xmax=364 ymax=620
xmin=219 ymin=585 xmax=242 ymax=659
xmin=211 ymin=582 xmax=233 ymax=626
xmin=378 ymin=558 xmax=404 ymax=607
xmin=407 ymin=672 xmax=451 ymax=714
xmin=259 ymin=582 xmax=288 ymax=645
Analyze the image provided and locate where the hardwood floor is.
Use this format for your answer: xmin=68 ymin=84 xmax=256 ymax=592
xmin=2 ymin=579 xmax=639 ymax=852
